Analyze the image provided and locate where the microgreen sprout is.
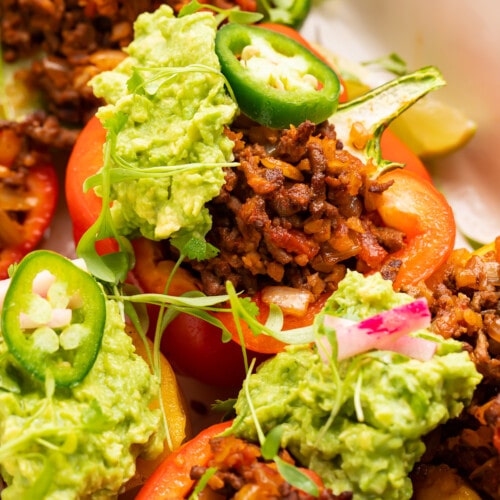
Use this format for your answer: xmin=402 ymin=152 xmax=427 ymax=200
xmin=178 ymin=0 xmax=264 ymax=25
xmin=362 ymin=52 xmax=408 ymax=76
xmin=127 ymin=64 xmax=239 ymax=103
xmin=224 ymin=280 xmax=315 ymax=372
xmin=188 ymin=467 xmax=218 ymax=500
xmin=76 ymin=112 xmax=135 ymax=284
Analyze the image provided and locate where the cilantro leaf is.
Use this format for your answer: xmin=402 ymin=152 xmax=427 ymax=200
xmin=171 ymin=235 xmax=219 ymax=261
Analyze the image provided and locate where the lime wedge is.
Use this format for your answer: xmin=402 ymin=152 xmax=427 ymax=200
xmin=389 ymin=96 xmax=477 ymax=159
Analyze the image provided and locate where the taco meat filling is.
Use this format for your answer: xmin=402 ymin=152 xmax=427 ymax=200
xmin=1 ymin=0 xmax=255 ymax=132
xmin=185 ymin=243 xmax=500 ymax=500
xmin=189 ymin=434 xmax=353 ymax=499
xmin=407 ymin=239 xmax=500 ymax=500
xmin=178 ymin=118 xmax=406 ymax=300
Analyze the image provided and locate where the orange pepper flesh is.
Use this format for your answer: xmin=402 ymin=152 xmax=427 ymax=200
xmin=369 ymin=168 xmax=456 ymax=290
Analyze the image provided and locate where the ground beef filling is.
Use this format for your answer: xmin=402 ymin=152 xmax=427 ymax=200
xmin=189 ymin=434 xmax=352 ymax=499
xmin=406 ymin=239 xmax=500 ymax=500
xmin=182 ymin=120 xmax=405 ymax=299
xmin=1 ymin=0 xmax=256 ymax=129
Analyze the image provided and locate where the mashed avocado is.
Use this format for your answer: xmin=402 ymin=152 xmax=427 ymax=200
xmin=0 ymin=300 xmax=162 ymax=499
xmin=90 ymin=6 xmax=238 ymax=242
xmin=230 ymin=271 xmax=482 ymax=500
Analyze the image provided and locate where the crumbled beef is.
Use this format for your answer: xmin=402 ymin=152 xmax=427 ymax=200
xmin=182 ymin=120 xmax=404 ymax=298
xmin=0 ymin=112 xmax=78 ymax=169
xmin=189 ymin=434 xmax=352 ymax=499
xmin=1 ymin=0 xmax=256 ymax=148
xmin=407 ymin=238 xmax=500 ymax=499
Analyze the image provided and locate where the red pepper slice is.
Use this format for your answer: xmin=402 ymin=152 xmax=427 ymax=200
xmin=366 ymin=168 xmax=456 ymax=290
xmin=65 ymin=116 xmax=445 ymax=364
xmin=64 ymin=25 xmax=447 ymax=366
xmin=136 ymin=419 xmax=330 ymax=498
xmin=0 ymin=164 xmax=59 ymax=279
xmin=136 ymin=421 xmax=232 ymax=499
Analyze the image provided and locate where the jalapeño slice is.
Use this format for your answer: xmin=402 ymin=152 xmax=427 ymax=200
xmin=1 ymin=250 xmax=106 ymax=387
xmin=215 ymin=23 xmax=341 ymax=129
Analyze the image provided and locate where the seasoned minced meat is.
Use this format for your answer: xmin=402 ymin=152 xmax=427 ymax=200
xmin=1 ymin=0 xmax=257 ymax=140
xmin=165 ymin=119 xmax=407 ymax=299
xmin=189 ymin=434 xmax=352 ymax=499
xmin=407 ymin=238 xmax=500 ymax=500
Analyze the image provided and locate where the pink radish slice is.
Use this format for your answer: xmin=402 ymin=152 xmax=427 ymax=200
xmin=377 ymin=334 xmax=437 ymax=361
xmin=319 ymin=298 xmax=436 ymax=361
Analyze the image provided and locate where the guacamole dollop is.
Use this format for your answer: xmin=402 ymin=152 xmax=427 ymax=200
xmin=91 ymin=5 xmax=238 ymax=241
xmin=230 ymin=271 xmax=482 ymax=500
xmin=0 ymin=300 xmax=162 ymax=499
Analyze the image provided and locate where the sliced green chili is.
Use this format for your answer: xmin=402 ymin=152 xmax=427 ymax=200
xmin=215 ymin=23 xmax=341 ymax=129
xmin=256 ymin=0 xmax=311 ymax=29
xmin=1 ymin=250 xmax=106 ymax=387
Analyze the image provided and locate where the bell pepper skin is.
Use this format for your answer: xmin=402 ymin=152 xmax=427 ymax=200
xmin=215 ymin=23 xmax=341 ymax=129
xmin=1 ymin=250 xmax=106 ymax=387
xmin=136 ymin=421 xmax=232 ymax=499
xmin=0 ymin=164 xmax=59 ymax=279
xmin=367 ymin=169 xmax=456 ymax=290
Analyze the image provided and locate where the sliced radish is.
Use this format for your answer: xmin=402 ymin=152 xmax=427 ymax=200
xmin=378 ymin=334 xmax=437 ymax=362
xmin=319 ymin=298 xmax=436 ymax=361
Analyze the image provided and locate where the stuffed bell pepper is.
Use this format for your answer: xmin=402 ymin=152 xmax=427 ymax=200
xmin=0 ymin=250 xmax=188 ymax=498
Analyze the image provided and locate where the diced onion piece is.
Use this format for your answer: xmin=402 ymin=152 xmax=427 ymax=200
xmin=320 ymin=298 xmax=436 ymax=361
xmin=20 ymin=308 xmax=72 ymax=329
xmin=261 ymin=286 xmax=314 ymax=317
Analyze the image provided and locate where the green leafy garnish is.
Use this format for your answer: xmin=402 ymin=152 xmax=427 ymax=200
xmin=76 ymin=118 xmax=135 ymax=284
xmin=224 ymin=280 xmax=315 ymax=373
xmin=274 ymin=456 xmax=319 ymax=497
xmin=261 ymin=424 xmax=284 ymax=460
xmin=363 ymin=52 xmax=408 ymax=76
xmin=179 ymin=0 xmax=263 ymax=25
xmin=171 ymin=235 xmax=219 ymax=262
xmin=188 ymin=466 xmax=218 ymax=500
